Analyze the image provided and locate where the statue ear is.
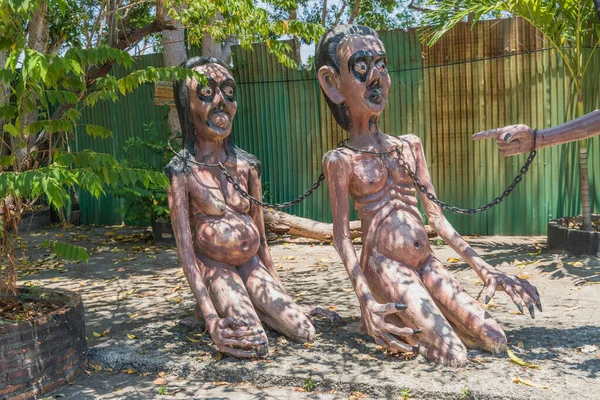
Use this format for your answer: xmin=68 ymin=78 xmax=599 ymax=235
xmin=317 ymin=65 xmax=344 ymax=105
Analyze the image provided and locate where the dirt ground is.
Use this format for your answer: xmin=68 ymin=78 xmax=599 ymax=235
xmin=11 ymin=225 xmax=600 ymax=399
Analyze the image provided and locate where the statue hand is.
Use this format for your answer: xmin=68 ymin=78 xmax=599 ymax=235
xmin=472 ymin=124 xmax=535 ymax=156
xmin=360 ymin=298 xmax=420 ymax=354
xmin=482 ymin=262 xmax=542 ymax=319
xmin=206 ymin=317 xmax=268 ymax=358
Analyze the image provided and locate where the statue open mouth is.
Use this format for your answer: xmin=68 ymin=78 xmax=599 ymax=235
xmin=368 ymin=88 xmax=383 ymax=104
xmin=209 ymin=110 xmax=230 ymax=129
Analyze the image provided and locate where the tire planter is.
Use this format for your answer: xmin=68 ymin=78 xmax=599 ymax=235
xmin=151 ymin=218 xmax=176 ymax=246
xmin=0 ymin=287 xmax=88 ymax=400
xmin=548 ymin=214 xmax=600 ymax=256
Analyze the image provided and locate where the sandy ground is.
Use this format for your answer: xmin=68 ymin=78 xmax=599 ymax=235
xmin=11 ymin=225 xmax=600 ymax=399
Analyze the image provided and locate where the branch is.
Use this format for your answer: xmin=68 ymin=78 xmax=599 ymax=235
xmin=334 ymin=0 xmax=347 ymax=25
xmin=408 ymin=0 xmax=434 ymax=13
xmin=348 ymin=0 xmax=361 ymax=24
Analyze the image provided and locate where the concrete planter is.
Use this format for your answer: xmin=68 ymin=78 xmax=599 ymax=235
xmin=151 ymin=218 xmax=175 ymax=246
xmin=0 ymin=287 xmax=88 ymax=400
xmin=547 ymin=214 xmax=600 ymax=256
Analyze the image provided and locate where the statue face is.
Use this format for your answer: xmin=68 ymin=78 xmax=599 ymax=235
xmin=187 ymin=63 xmax=237 ymax=141
xmin=336 ymin=35 xmax=390 ymax=121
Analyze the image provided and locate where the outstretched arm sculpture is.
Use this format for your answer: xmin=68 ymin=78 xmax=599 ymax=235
xmin=316 ymin=25 xmax=542 ymax=367
xmin=165 ymin=57 xmax=316 ymax=358
xmin=472 ymin=110 xmax=600 ymax=156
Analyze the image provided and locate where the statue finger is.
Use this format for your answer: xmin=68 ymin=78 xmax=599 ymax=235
xmin=220 ymin=337 xmax=267 ymax=349
xmin=515 ymin=288 xmax=536 ymax=319
xmin=472 ymin=129 xmax=501 ymax=141
xmin=373 ymin=302 xmax=408 ymax=316
xmin=218 ymin=345 xmax=266 ymax=359
xmin=531 ymin=286 xmax=543 ymax=312
xmin=505 ymin=286 xmax=525 ymax=315
xmin=380 ymin=322 xmax=420 ymax=337
xmin=221 ymin=327 xmax=262 ymax=339
xmin=484 ymin=279 xmax=498 ymax=305
xmin=381 ymin=333 xmax=418 ymax=353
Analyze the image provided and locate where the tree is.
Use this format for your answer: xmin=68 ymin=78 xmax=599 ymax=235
xmin=0 ymin=0 xmax=331 ymax=295
xmin=422 ymin=0 xmax=600 ymax=231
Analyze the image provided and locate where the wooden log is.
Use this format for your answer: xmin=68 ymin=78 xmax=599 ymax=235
xmin=263 ymin=209 xmax=437 ymax=242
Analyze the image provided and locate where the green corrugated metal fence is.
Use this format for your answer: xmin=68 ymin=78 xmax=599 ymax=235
xmin=75 ymin=18 xmax=599 ymax=235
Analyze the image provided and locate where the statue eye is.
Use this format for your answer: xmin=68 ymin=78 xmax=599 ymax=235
xmin=222 ymin=85 xmax=234 ymax=98
xmin=375 ymin=60 xmax=387 ymax=74
xmin=354 ymin=60 xmax=368 ymax=76
xmin=199 ymin=86 xmax=213 ymax=98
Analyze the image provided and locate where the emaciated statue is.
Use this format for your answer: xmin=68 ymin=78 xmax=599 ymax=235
xmin=316 ymin=25 xmax=542 ymax=366
xmin=165 ymin=57 xmax=322 ymax=358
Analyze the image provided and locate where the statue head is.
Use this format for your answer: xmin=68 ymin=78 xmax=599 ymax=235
xmin=168 ymin=57 xmax=261 ymax=178
xmin=174 ymin=56 xmax=237 ymax=155
xmin=315 ymin=25 xmax=390 ymax=131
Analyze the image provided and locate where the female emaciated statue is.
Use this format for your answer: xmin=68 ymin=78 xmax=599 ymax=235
xmin=316 ymin=25 xmax=542 ymax=366
xmin=165 ymin=57 xmax=322 ymax=358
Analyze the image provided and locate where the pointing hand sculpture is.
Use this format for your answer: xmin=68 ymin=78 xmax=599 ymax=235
xmin=316 ymin=25 xmax=542 ymax=366
xmin=165 ymin=57 xmax=318 ymax=358
xmin=472 ymin=110 xmax=600 ymax=156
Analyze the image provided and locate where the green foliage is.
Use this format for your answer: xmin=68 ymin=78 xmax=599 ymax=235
xmin=173 ymin=0 xmax=325 ymax=68
xmin=421 ymin=1 xmax=600 ymax=89
xmin=400 ymin=386 xmax=412 ymax=400
xmin=42 ymin=240 xmax=89 ymax=263
xmin=111 ymin=123 xmax=171 ymax=225
xmin=303 ymin=376 xmax=316 ymax=392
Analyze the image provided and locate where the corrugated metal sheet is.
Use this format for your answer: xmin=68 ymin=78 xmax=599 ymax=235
xmin=75 ymin=18 xmax=599 ymax=234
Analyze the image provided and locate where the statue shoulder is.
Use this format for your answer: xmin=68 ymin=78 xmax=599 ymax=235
xmin=322 ymin=147 xmax=352 ymax=169
xmin=164 ymin=149 xmax=194 ymax=181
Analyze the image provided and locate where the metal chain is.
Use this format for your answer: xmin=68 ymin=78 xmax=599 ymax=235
xmin=168 ymin=131 xmax=538 ymax=214
xmin=396 ymin=146 xmax=537 ymax=214
xmin=339 ymin=135 xmax=538 ymax=215
xmin=167 ymin=136 xmax=325 ymax=210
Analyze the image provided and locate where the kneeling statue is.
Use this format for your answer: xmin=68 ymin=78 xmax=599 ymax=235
xmin=316 ymin=25 xmax=542 ymax=366
xmin=166 ymin=57 xmax=319 ymax=358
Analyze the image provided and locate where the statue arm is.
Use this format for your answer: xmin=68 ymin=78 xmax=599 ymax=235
xmin=167 ymin=173 xmax=220 ymax=323
xmin=405 ymin=135 xmax=542 ymax=317
xmin=323 ymin=153 xmax=370 ymax=303
xmin=539 ymin=109 xmax=600 ymax=148
xmin=323 ymin=152 xmax=412 ymax=348
xmin=247 ymin=166 xmax=283 ymax=286
xmin=472 ymin=110 xmax=600 ymax=156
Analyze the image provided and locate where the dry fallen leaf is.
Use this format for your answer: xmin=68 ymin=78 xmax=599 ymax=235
xmin=284 ymin=256 xmax=296 ymax=260
xmin=328 ymin=306 xmax=337 ymax=311
xmin=128 ymin=312 xmax=140 ymax=319
xmin=304 ymin=343 xmax=315 ymax=348
xmin=447 ymin=257 xmax=461 ymax=263
xmin=512 ymin=376 xmax=548 ymax=389
xmin=213 ymin=351 xmax=223 ymax=361
xmin=166 ymin=297 xmax=183 ymax=304
xmin=295 ymin=388 xmax=307 ymax=392
xmin=170 ymin=285 xmax=182 ymax=294
xmin=186 ymin=335 xmax=201 ymax=343
xmin=211 ymin=381 xmax=229 ymax=387
xmin=508 ymin=349 xmax=539 ymax=369
xmin=153 ymin=377 xmax=167 ymax=385
xmin=121 ymin=369 xmax=137 ymax=374
xmin=566 ymin=305 xmax=582 ymax=311
xmin=517 ymin=273 xmax=532 ymax=280
xmin=126 ymin=333 xmax=139 ymax=340
xmin=567 ymin=261 xmax=584 ymax=267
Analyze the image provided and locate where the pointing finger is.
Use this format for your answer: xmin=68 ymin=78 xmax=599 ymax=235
xmin=472 ymin=129 xmax=500 ymax=141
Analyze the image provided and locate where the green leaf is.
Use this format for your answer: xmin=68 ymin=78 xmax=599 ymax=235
xmin=3 ymin=123 xmax=18 ymax=137
xmin=85 ymin=124 xmax=113 ymax=139
xmin=0 ymin=155 xmax=15 ymax=167
xmin=52 ymin=241 xmax=89 ymax=263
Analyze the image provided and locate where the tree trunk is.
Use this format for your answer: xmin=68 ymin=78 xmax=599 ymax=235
xmin=577 ymin=93 xmax=592 ymax=231
xmin=20 ymin=1 xmax=50 ymax=165
xmin=162 ymin=6 xmax=187 ymax=134
xmin=0 ymin=50 xmax=9 ymax=161
xmin=264 ymin=209 xmax=436 ymax=242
